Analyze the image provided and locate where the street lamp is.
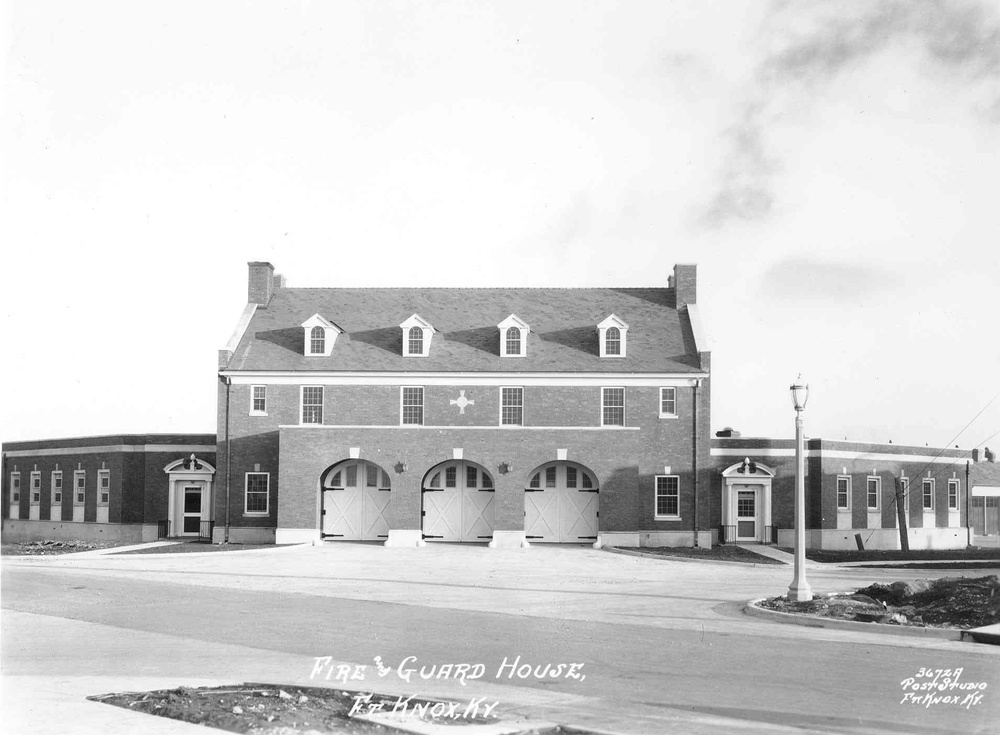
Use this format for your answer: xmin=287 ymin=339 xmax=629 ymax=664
xmin=787 ymin=374 xmax=813 ymax=601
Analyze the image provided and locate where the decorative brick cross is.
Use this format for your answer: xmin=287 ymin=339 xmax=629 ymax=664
xmin=450 ymin=390 xmax=475 ymax=414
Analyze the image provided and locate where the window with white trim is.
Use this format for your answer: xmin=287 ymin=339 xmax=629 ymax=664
xmin=51 ymin=471 xmax=62 ymax=504
xmin=98 ymin=470 xmax=110 ymax=505
xmin=659 ymin=387 xmax=677 ymax=417
xmin=948 ymin=479 xmax=959 ymax=510
xmin=309 ymin=326 xmax=325 ymax=355
xmin=866 ymin=476 xmax=880 ymax=510
xmin=605 ymin=327 xmax=621 ymax=355
xmin=505 ymin=327 xmax=520 ymax=356
xmin=501 ymin=387 xmax=523 ymax=426
xmin=836 ymin=476 xmax=851 ymax=510
xmin=251 ymin=385 xmax=267 ymax=414
xmin=598 ymin=315 xmax=629 ymax=357
xmin=922 ymin=478 xmax=935 ymax=510
xmin=30 ymin=471 xmax=41 ymax=504
xmin=407 ymin=326 xmax=423 ymax=356
xmin=602 ymin=387 xmax=625 ymax=426
xmin=301 ymin=386 xmax=323 ymax=424
xmin=401 ymin=387 xmax=424 ymax=425
xmin=655 ymin=475 xmax=680 ymax=519
xmin=74 ymin=471 xmax=86 ymax=505
xmin=10 ymin=472 xmax=20 ymax=503
xmin=245 ymin=472 xmax=269 ymax=514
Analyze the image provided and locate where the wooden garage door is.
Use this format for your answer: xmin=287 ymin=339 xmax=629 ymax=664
xmin=524 ymin=463 xmax=599 ymax=543
xmin=322 ymin=461 xmax=391 ymax=541
xmin=422 ymin=461 xmax=495 ymax=542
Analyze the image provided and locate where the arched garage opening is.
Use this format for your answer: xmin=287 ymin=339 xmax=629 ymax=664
xmin=525 ymin=462 xmax=599 ymax=543
xmin=422 ymin=460 xmax=495 ymax=542
xmin=320 ymin=459 xmax=391 ymax=541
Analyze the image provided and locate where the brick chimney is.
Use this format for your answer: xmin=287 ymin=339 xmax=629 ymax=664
xmin=248 ymin=261 xmax=275 ymax=306
xmin=671 ymin=264 xmax=697 ymax=310
xmin=972 ymin=448 xmax=980 ymax=463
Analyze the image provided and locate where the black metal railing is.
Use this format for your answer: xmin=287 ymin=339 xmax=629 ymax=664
xmin=719 ymin=525 xmax=736 ymax=544
xmin=198 ymin=520 xmax=215 ymax=543
xmin=157 ymin=520 xmax=169 ymax=539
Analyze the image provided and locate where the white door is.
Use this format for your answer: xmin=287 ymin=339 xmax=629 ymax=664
xmin=524 ymin=463 xmax=599 ymax=543
xmin=322 ymin=461 xmax=391 ymax=541
xmin=422 ymin=461 xmax=495 ymax=542
xmin=735 ymin=486 xmax=759 ymax=541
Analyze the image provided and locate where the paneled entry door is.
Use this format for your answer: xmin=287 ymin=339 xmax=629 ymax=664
xmin=422 ymin=461 xmax=495 ymax=542
xmin=182 ymin=486 xmax=203 ymax=535
xmin=736 ymin=486 xmax=759 ymax=541
xmin=322 ymin=461 xmax=391 ymax=541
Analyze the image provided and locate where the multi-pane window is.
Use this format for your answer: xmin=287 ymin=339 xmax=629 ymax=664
xmin=923 ymin=479 xmax=935 ymax=510
xmin=660 ymin=387 xmax=676 ymax=417
xmin=445 ymin=466 xmax=457 ymax=487
xmin=408 ymin=326 xmax=423 ymax=355
xmin=655 ymin=476 xmax=680 ymax=518
xmin=566 ymin=466 xmax=578 ymax=488
xmin=245 ymin=472 xmax=269 ymax=514
xmin=501 ymin=387 xmax=523 ymax=426
xmin=866 ymin=477 xmax=880 ymax=509
xmin=505 ymin=327 xmax=521 ymax=356
xmin=30 ymin=472 xmax=41 ymax=503
xmin=98 ymin=470 xmax=110 ymax=505
xmin=10 ymin=472 xmax=20 ymax=502
xmin=602 ymin=387 xmax=625 ymax=426
xmin=948 ymin=479 xmax=960 ymax=510
xmin=51 ymin=471 xmax=62 ymax=504
xmin=836 ymin=476 xmax=850 ymax=510
xmin=401 ymin=387 xmax=424 ymax=425
xmin=310 ymin=326 xmax=325 ymax=354
xmin=545 ymin=466 xmax=557 ymax=488
xmin=301 ymin=386 xmax=323 ymax=424
xmin=466 ymin=465 xmax=477 ymax=488
xmin=251 ymin=385 xmax=267 ymax=413
xmin=74 ymin=471 xmax=86 ymax=504
xmin=605 ymin=327 xmax=621 ymax=355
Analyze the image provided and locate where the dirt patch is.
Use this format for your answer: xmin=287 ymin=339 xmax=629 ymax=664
xmin=758 ymin=575 xmax=1000 ymax=629
xmin=620 ymin=545 xmax=784 ymax=564
xmin=0 ymin=539 xmax=131 ymax=556
xmin=91 ymin=684 xmax=598 ymax=734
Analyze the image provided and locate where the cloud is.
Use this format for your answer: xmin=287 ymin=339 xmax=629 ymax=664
xmin=702 ymin=0 xmax=1000 ymax=227
xmin=759 ymin=257 xmax=890 ymax=303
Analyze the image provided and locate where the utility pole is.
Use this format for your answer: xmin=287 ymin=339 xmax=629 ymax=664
xmin=895 ymin=477 xmax=909 ymax=552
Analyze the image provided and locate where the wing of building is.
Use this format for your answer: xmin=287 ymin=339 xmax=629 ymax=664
xmin=215 ymin=262 xmax=712 ymax=547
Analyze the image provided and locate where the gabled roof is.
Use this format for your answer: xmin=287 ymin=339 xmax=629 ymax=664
xmin=598 ymin=314 xmax=629 ymax=330
xmin=399 ymin=313 xmax=435 ymax=331
xmin=223 ymin=288 xmax=704 ymax=373
xmin=497 ymin=314 xmax=530 ymax=331
xmin=301 ymin=313 xmax=344 ymax=333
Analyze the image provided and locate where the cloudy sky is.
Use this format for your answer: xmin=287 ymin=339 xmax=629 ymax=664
xmin=2 ymin=0 xmax=998 ymax=450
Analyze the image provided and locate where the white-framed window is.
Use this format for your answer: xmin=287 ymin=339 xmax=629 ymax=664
xmin=602 ymin=387 xmax=625 ymax=426
xmin=866 ymin=476 xmax=880 ymax=510
xmin=948 ymin=479 xmax=960 ymax=510
xmin=310 ymin=325 xmax=325 ymax=355
xmin=500 ymin=387 xmax=523 ymax=426
xmin=301 ymin=386 xmax=323 ymax=424
xmin=401 ymin=386 xmax=424 ymax=425
xmin=598 ymin=315 xmax=629 ymax=358
xmin=923 ymin=478 xmax=935 ymax=510
xmin=98 ymin=470 xmax=110 ymax=505
xmin=655 ymin=475 xmax=680 ymax=519
xmin=74 ymin=471 xmax=86 ymax=505
xmin=659 ymin=387 xmax=677 ymax=418
xmin=251 ymin=385 xmax=267 ymax=415
xmin=51 ymin=471 xmax=62 ymax=504
xmin=10 ymin=472 xmax=20 ymax=503
xmin=30 ymin=471 xmax=41 ymax=504
xmin=245 ymin=472 xmax=269 ymax=514
xmin=497 ymin=314 xmax=529 ymax=357
xmin=407 ymin=326 xmax=423 ymax=355
xmin=400 ymin=314 xmax=434 ymax=357
xmin=301 ymin=314 xmax=340 ymax=356
xmin=606 ymin=327 xmax=621 ymax=355
xmin=505 ymin=327 xmax=520 ymax=355
xmin=836 ymin=476 xmax=851 ymax=510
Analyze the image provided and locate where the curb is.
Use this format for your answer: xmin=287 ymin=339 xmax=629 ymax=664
xmin=602 ymin=546 xmax=785 ymax=568
xmin=744 ymin=598 xmax=965 ymax=640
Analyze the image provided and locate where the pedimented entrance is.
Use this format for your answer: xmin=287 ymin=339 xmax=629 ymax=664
xmin=422 ymin=460 xmax=495 ymax=542
xmin=524 ymin=462 xmax=599 ymax=543
xmin=321 ymin=460 xmax=391 ymax=541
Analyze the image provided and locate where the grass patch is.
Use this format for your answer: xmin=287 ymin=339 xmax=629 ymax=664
xmin=619 ymin=545 xmax=784 ymax=564
xmin=777 ymin=548 xmax=1000 ymax=564
xmin=1 ymin=539 xmax=134 ymax=556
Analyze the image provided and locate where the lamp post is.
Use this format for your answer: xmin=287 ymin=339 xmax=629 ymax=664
xmin=787 ymin=375 xmax=813 ymax=601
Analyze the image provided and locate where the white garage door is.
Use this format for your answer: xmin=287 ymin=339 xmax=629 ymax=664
xmin=524 ymin=463 xmax=599 ymax=543
xmin=322 ymin=460 xmax=391 ymax=541
xmin=423 ymin=461 xmax=495 ymax=542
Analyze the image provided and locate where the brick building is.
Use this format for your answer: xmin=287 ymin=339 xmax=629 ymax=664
xmin=2 ymin=434 xmax=217 ymax=543
xmin=215 ymin=262 xmax=712 ymax=547
xmin=711 ymin=435 xmax=972 ymax=550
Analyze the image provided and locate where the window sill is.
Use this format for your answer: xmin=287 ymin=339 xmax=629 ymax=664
xmin=243 ymin=512 xmax=269 ymax=517
xmin=658 ymin=414 xmax=679 ymax=420
xmin=654 ymin=516 xmax=682 ymax=522
xmin=837 ymin=508 xmax=851 ymax=513
xmin=249 ymin=411 xmax=268 ymax=417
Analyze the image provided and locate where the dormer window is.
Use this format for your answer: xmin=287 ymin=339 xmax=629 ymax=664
xmin=497 ymin=314 xmax=529 ymax=357
xmin=400 ymin=314 xmax=434 ymax=357
xmin=598 ymin=315 xmax=629 ymax=358
xmin=301 ymin=314 xmax=343 ymax=357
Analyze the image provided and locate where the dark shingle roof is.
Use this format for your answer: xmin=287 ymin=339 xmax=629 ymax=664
xmin=971 ymin=461 xmax=1000 ymax=487
xmin=226 ymin=287 xmax=702 ymax=373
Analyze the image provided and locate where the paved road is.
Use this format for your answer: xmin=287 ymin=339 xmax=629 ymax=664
xmin=2 ymin=544 xmax=998 ymax=734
